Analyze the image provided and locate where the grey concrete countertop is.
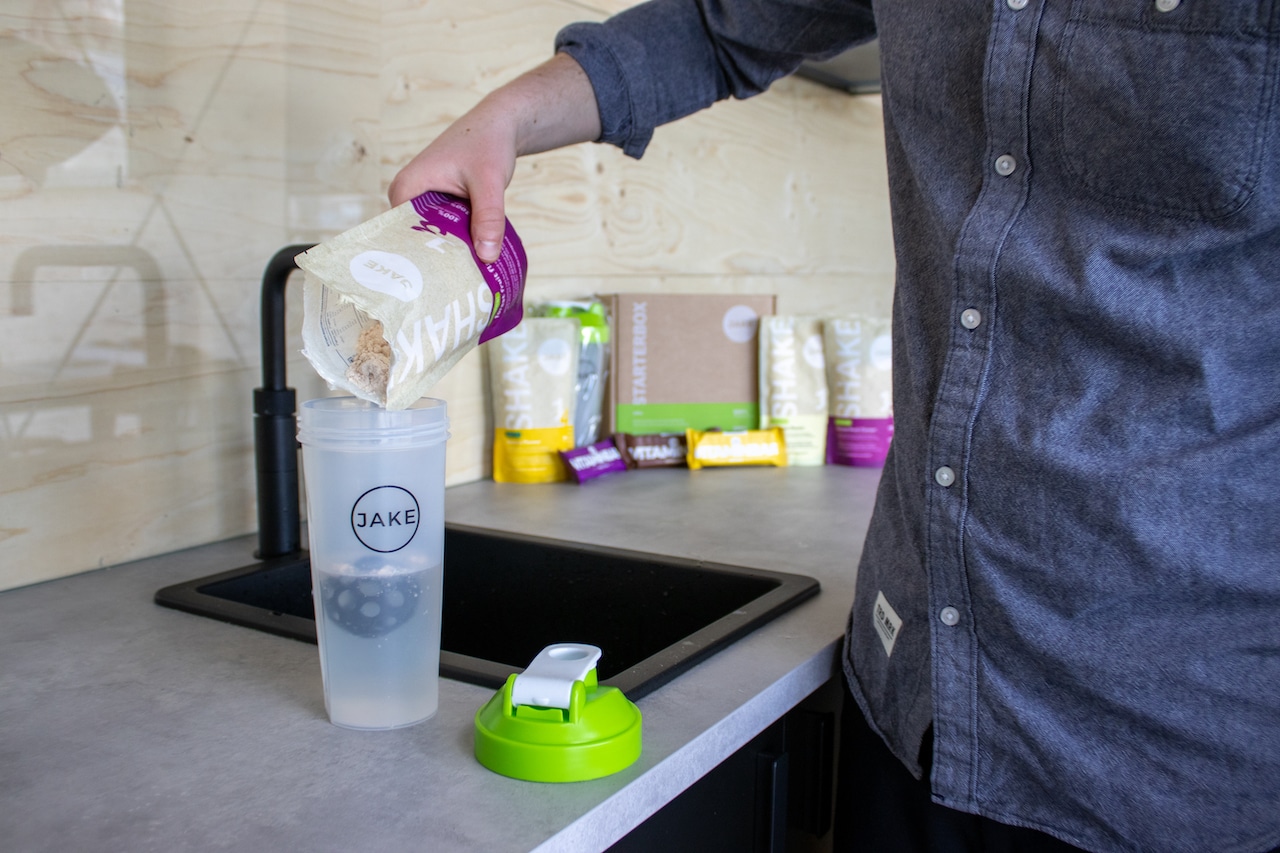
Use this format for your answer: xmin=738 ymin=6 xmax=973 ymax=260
xmin=0 ymin=466 xmax=879 ymax=853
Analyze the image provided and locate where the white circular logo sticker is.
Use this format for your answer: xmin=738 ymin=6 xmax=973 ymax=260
xmin=722 ymin=305 xmax=760 ymax=344
xmin=870 ymin=334 xmax=893 ymax=371
xmin=349 ymin=251 xmax=423 ymax=302
xmin=350 ymin=485 xmax=420 ymax=553
xmin=537 ymin=337 xmax=574 ymax=375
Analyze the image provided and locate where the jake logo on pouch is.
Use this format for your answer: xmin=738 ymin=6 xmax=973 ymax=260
xmin=350 ymin=485 xmax=420 ymax=552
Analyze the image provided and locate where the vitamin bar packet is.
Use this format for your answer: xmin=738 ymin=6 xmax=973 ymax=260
xmin=685 ymin=427 xmax=787 ymax=470
xmin=824 ymin=315 xmax=894 ymax=466
xmin=298 ymin=191 xmax=527 ymax=409
xmin=758 ymin=315 xmax=828 ymax=466
xmin=487 ymin=316 xmax=579 ymax=483
xmin=539 ymin=300 xmax=611 ymax=448
xmin=560 ymin=438 xmax=628 ymax=484
xmin=613 ymin=432 xmax=688 ymax=469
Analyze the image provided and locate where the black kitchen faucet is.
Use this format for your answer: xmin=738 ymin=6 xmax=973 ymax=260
xmin=252 ymin=244 xmax=315 ymax=560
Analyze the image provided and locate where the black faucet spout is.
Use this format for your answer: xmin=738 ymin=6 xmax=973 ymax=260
xmin=253 ymin=244 xmax=315 ymax=559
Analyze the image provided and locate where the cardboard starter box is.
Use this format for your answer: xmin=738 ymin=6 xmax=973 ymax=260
xmin=605 ymin=293 xmax=777 ymax=435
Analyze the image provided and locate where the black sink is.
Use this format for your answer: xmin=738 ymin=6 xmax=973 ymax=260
xmin=155 ymin=523 xmax=820 ymax=700
xmin=163 ymin=247 xmax=819 ymax=700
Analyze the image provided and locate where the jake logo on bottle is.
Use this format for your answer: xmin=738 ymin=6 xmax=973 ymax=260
xmin=350 ymin=485 xmax=420 ymax=553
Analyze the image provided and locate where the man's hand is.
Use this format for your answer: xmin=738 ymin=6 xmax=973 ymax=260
xmin=388 ymin=53 xmax=602 ymax=263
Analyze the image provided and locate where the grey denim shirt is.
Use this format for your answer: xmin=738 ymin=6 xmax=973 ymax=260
xmin=558 ymin=2 xmax=1280 ymax=851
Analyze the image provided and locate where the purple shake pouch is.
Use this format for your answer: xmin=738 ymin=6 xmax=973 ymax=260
xmin=409 ymin=192 xmax=525 ymax=344
xmin=823 ymin=315 xmax=893 ymax=467
xmin=826 ymin=417 xmax=894 ymax=466
xmin=560 ymin=439 xmax=628 ymax=484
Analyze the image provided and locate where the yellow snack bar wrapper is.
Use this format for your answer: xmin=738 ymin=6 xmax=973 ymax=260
xmin=685 ymin=427 xmax=787 ymax=470
xmin=492 ymin=426 xmax=574 ymax=483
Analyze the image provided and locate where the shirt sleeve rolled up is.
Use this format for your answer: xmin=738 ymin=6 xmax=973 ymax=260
xmin=555 ymin=0 xmax=875 ymax=158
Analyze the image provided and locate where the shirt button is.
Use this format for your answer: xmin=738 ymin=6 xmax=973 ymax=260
xmin=960 ymin=308 xmax=982 ymax=329
xmin=934 ymin=466 xmax=956 ymax=487
xmin=1155 ymin=0 xmax=1179 ymax=11
xmin=1007 ymin=0 xmax=1029 ymax=8
xmin=940 ymin=606 xmax=961 ymax=627
xmin=995 ymin=154 xmax=1017 ymax=176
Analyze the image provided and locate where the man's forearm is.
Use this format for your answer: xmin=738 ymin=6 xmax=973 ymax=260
xmin=501 ymin=52 xmax=602 ymax=156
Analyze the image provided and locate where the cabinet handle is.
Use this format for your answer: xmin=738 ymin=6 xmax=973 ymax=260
xmin=755 ymin=751 xmax=790 ymax=853
xmin=786 ymin=708 xmax=836 ymax=837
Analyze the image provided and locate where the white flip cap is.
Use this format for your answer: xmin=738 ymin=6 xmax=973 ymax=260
xmin=510 ymin=643 xmax=603 ymax=710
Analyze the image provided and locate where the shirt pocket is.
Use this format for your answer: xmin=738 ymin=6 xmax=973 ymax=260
xmin=1051 ymin=0 xmax=1279 ymax=221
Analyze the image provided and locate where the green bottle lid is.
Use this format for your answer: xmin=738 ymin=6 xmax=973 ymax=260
xmin=474 ymin=644 xmax=642 ymax=783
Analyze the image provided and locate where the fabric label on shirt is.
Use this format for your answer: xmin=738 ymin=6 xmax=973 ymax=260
xmin=872 ymin=590 xmax=903 ymax=658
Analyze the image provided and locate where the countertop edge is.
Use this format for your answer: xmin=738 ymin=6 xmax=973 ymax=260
xmin=535 ymin=638 xmax=845 ymax=852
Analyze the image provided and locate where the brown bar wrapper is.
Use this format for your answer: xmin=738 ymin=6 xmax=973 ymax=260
xmin=613 ymin=432 xmax=688 ymax=469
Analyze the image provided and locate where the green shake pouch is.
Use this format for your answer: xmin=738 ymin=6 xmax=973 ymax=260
xmin=758 ymin=315 xmax=828 ymax=466
xmin=539 ymin=300 xmax=611 ymax=448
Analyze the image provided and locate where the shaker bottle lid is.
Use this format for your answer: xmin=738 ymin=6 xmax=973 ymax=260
xmin=297 ymin=396 xmax=449 ymax=448
xmin=474 ymin=643 xmax=642 ymax=783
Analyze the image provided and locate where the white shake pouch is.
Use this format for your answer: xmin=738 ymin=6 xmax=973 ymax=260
xmin=298 ymin=192 xmax=527 ymax=409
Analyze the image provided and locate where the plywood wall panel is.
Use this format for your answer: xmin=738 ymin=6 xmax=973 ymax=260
xmin=0 ymin=0 xmax=893 ymax=591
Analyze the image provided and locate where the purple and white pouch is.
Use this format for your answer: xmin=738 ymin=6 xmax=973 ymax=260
xmin=823 ymin=314 xmax=894 ymax=467
xmin=298 ymin=191 xmax=527 ymax=409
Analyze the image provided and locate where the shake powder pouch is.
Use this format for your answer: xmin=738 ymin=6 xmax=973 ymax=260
xmin=487 ymin=317 xmax=580 ymax=484
xmin=823 ymin=314 xmax=893 ymax=466
xmin=298 ymin=192 xmax=527 ymax=409
xmin=539 ymin=300 xmax=611 ymax=448
xmin=758 ymin=315 xmax=828 ymax=466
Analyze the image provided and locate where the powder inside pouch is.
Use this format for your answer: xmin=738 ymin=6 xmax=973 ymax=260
xmin=345 ymin=321 xmax=392 ymax=399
